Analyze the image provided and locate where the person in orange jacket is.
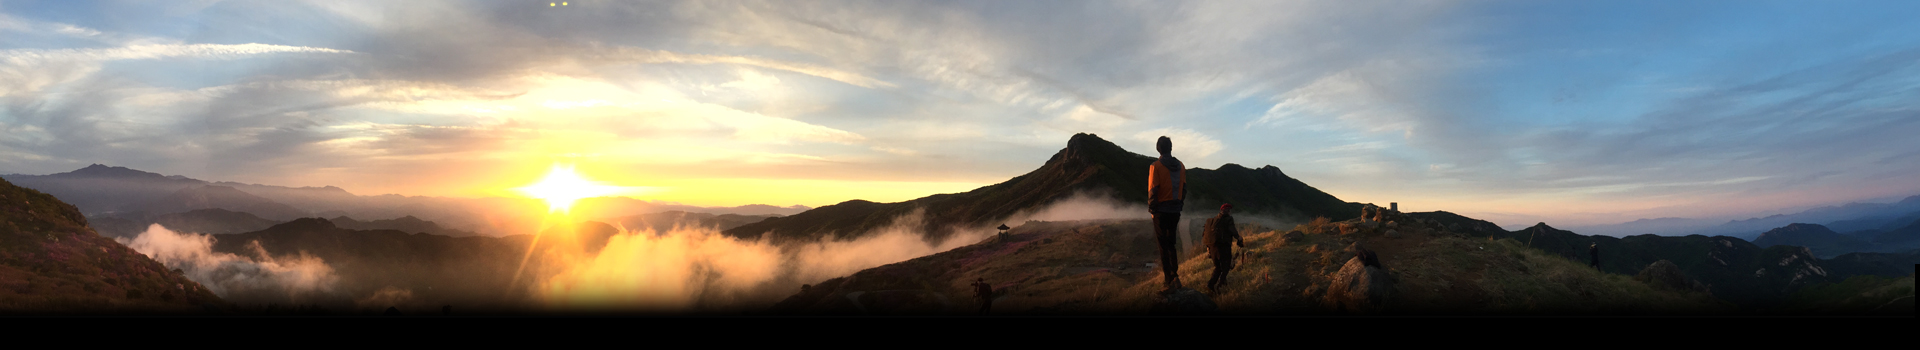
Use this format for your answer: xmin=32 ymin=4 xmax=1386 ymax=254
xmin=1148 ymin=136 xmax=1187 ymax=294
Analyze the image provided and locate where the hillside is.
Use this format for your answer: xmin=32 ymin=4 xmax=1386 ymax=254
xmin=0 ymin=177 xmax=224 ymax=313
xmin=1486 ymin=222 xmax=1834 ymax=307
xmin=725 ymin=133 xmax=1361 ymax=244
xmin=770 ymin=212 xmax=1731 ymax=315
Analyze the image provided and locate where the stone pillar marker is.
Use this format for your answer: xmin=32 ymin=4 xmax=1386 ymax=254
xmin=1390 ymin=202 xmax=1398 ymax=212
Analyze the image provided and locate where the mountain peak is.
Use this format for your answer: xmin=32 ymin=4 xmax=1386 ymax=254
xmin=56 ymin=164 xmax=169 ymax=179
xmin=1048 ymin=133 xmax=1149 ymax=167
xmin=1770 ymin=223 xmax=1834 ymax=234
xmin=1899 ymin=194 xmax=1920 ymax=205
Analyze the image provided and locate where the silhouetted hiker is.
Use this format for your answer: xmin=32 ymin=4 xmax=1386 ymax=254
xmin=1589 ymin=243 xmax=1600 ymax=270
xmin=1148 ymin=136 xmax=1188 ymax=294
xmin=971 ymin=278 xmax=993 ymax=314
xmin=1204 ymin=203 xmax=1245 ymax=292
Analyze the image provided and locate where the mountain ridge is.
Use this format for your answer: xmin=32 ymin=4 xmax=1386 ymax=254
xmin=721 ymin=133 xmax=1360 ymax=244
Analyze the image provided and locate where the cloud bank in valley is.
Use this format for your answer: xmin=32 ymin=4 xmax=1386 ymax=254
xmin=533 ymin=192 xmax=1156 ymax=311
xmin=118 ymin=224 xmax=339 ymax=305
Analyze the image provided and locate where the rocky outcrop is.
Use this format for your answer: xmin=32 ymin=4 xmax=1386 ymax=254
xmin=1635 ymin=260 xmax=1709 ymax=294
xmin=1326 ymin=256 xmax=1393 ymax=312
xmin=1345 ymin=242 xmax=1381 ymax=268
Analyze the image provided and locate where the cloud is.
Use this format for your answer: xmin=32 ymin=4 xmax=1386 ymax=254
xmin=534 ymin=190 xmax=1154 ymax=311
xmin=592 ymin=46 xmax=893 ymax=89
xmin=0 ymin=43 xmax=352 ymax=62
xmin=119 ymin=224 xmax=340 ymax=304
xmin=1133 ymin=127 xmax=1223 ymax=159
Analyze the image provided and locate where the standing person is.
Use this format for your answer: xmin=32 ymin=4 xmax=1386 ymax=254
xmin=1204 ymin=203 xmax=1245 ymax=292
xmin=1589 ymin=243 xmax=1601 ymax=270
xmin=972 ymin=278 xmax=993 ymax=314
xmin=1148 ymin=136 xmax=1188 ymax=294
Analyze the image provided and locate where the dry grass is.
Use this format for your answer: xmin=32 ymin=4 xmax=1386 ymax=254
xmin=787 ymin=217 xmax=1734 ymax=316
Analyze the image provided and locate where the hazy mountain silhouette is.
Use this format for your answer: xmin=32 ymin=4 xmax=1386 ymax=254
xmin=1751 ymin=223 xmax=1871 ymax=259
xmin=723 ymin=133 xmax=1360 ymax=243
xmin=127 ymin=185 xmax=309 ymax=221
xmin=5 ymin=164 xmax=812 ymax=237
xmin=599 ymin=211 xmax=778 ymax=235
xmin=0 ymin=177 xmax=223 ymax=313
xmin=1570 ymin=194 xmax=1920 ymax=239
xmin=89 ymin=208 xmax=282 ymax=239
xmin=1699 ymin=195 xmax=1920 ymax=240
xmin=1 ymin=164 xmax=207 ymax=214
xmin=329 ymin=215 xmax=479 ymax=237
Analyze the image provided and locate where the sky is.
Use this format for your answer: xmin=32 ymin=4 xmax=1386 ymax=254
xmin=3 ymin=0 xmax=1919 ymax=229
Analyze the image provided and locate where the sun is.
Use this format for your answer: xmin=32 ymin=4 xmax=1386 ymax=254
xmin=513 ymin=164 xmax=626 ymax=214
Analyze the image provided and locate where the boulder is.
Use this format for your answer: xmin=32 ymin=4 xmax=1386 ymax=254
xmin=1344 ymin=242 xmax=1381 ymax=268
xmin=1635 ymin=259 xmax=1709 ymax=293
xmin=1150 ymin=288 xmax=1217 ymax=315
xmin=1326 ymin=256 xmax=1394 ymax=312
xmin=1384 ymin=230 xmax=1400 ymax=238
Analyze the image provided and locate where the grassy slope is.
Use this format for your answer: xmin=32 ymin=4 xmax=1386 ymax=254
xmin=0 ymin=178 xmax=224 ymax=313
xmin=769 ymin=214 xmax=1732 ymax=315
xmin=1783 ymin=274 xmax=1915 ymax=315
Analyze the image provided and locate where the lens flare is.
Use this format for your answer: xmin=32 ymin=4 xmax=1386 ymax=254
xmin=513 ymin=164 xmax=626 ymax=215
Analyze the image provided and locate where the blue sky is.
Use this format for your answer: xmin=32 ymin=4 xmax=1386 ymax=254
xmin=3 ymin=0 xmax=1919 ymax=230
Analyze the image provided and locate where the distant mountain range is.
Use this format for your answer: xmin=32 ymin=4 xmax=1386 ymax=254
xmin=1573 ymin=194 xmax=1920 ymax=239
xmin=722 ymin=133 xmax=1361 ymax=244
xmin=3 ymin=164 xmax=810 ymax=236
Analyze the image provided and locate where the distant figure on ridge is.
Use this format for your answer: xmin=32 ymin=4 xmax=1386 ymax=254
xmin=1148 ymin=136 xmax=1188 ymax=294
xmin=1589 ymin=243 xmax=1600 ymax=270
xmin=972 ymin=277 xmax=993 ymax=314
xmin=1203 ymin=203 xmax=1245 ymax=292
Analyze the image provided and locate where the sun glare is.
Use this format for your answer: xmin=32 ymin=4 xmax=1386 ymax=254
xmin=514 ymin=164 xmax=626 ymax=214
